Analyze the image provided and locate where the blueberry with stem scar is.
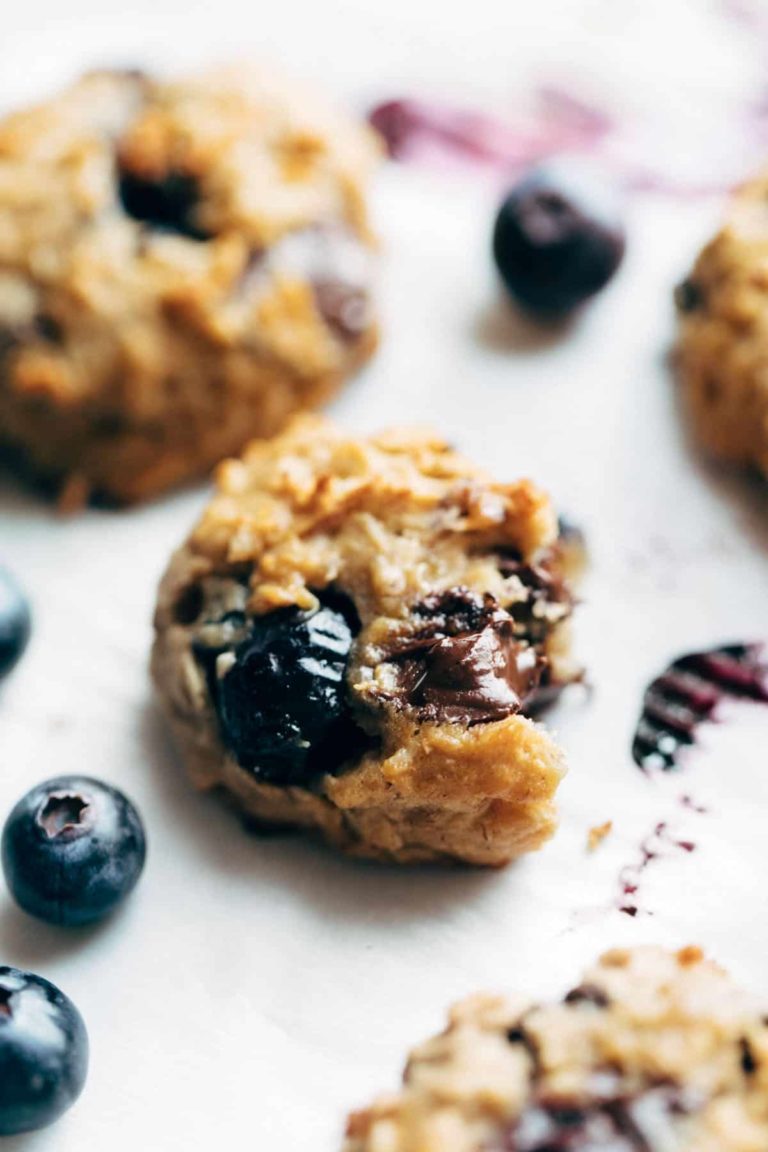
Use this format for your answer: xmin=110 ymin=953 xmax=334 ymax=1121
xmin=1 ymin=776 xmax=146 ymax=926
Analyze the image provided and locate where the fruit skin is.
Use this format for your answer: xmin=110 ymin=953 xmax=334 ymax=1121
xmin=492 ymin=163 xmax=626 ymax=317
xmin=0 ymin=966 xmax=88 ymax=1135
xmin=213 ymin=599 xmax=357 ymax=785
xmin=1 ymin=776 xmax=147 ymax=927
xmin=0 ymin=566 xmax=31 ymax=680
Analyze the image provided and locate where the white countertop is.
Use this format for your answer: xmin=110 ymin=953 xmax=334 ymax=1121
xmin=2 ymin=3 xmax=768 ymax=1149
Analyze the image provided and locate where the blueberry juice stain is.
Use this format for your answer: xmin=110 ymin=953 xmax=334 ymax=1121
xmin=632 ymin=643 xmax=768 ymax=773
xmin=618 ymin=822 xmax=696 ymax=918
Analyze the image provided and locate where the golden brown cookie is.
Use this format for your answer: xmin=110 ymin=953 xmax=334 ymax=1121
xmin=0 ymin=67 xmax=378 ymax=505
xmin=345 ymin=946 xmax=768 ymax=1151
xmin=675 ymin=173 xmax=768 ymax=478
xmin=151 ymin=416 xmax=579 ymax=865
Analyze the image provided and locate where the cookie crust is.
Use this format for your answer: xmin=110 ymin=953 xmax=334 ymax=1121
xmin=151 ymin=416 xmax=577 ymax=866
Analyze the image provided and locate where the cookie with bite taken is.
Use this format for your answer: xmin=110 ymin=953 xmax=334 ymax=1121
xmin=151 ymin=416 xmax=579 ymax=865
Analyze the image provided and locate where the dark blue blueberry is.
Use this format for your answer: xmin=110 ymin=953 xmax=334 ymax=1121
xmin=0 ymin=966 xmax=88 ymax=1135
xmin=492 ymin=163 xmax=626 ymax=317
xmin=1 ymin=776 xmax=146 ymax=927
xmin=0 ymin=566 xmax=31 ymax=680
xmin=205 ymin=598 xmax=359 ymax=785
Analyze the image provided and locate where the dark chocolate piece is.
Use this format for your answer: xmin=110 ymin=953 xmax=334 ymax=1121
xmin=674 ymin=279 xmax=704 ymax=313
xmin=563 ymin=985 xmax=610 ymax=1009
xmin=384 ymin=588 xmax=544 ymax=725
xmin=313 ymin=280 xmax=370 ymax=342
xmin=118 ymin=169 xmax=209 ymax=239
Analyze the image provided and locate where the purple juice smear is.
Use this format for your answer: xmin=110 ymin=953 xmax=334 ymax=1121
xmin=632 ymin=643 xmax=768 ymax=773
xmin=618 ymin=822 xmax=696 ymax=917
xmin=368 ymin=91 xmax=610 ymax=173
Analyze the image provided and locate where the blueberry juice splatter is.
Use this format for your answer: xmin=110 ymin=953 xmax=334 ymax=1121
xmin=618 ymin=822 xmax=696 ymax=918
xmin=632 ymin=643 xmax=768 ymax=773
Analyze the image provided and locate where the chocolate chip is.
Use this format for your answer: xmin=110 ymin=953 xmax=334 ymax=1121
xmin=674 ymin=279 xmax=704 ymax=313
xmin=174 ymin=584 xmax=205 ymax=626
xmin=564 ymin=984 xmax=610 ymax=1008
xmin=413 ymin=587 xmax=493 ymax=634
xmin=32 ymin=315 xmax=63 ymax=343
xmin=118 ymin=169 xmax=209 ymax=239
xmin=740 ymin=1037 xmax=757 ymax=1076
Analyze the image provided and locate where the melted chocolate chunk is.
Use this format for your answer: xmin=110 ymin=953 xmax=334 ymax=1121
xmin=498 ymin=550 xmax=575 ymax=711
xmin=632 ymin=643 xmax=768 ymax=772
xmin=498 ymin=551 xmax=570 ymax=645
xmin=118 ymin=169 xmax=208 ymax=239
xmin=385 ymin=588 xmax=544 ymax=725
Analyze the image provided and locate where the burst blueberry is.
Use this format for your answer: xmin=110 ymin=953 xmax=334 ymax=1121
xmin=1 ymin=776 xmax=146 ymax=926
xmin=0 ymin=967 xmax=88 ymax=1135
xmin=0 ymin=566 xmax=31 ymax=680
xmin=492 ymin=162 xmax=626 ymax=317
xmin=210 ymin=597 xmax=358 ymax=785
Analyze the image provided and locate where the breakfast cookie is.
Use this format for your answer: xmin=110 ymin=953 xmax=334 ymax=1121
xmin=344 ymin=946 xmax=768 ymax=1151
xmin=0 ymin=67 xmax=378 ymax=505
xmin=151 ymin=416 xmax=579 ymax=866
xmin=675 ymin=172 xmax=768 ymax=478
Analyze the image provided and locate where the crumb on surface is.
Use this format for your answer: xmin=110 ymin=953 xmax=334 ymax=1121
xmin=587 ymin=819 xmax=612 ymax=852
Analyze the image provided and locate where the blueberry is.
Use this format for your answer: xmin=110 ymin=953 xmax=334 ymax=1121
xmin=0 ymin=566 xmax=31 ymax=680
xmin=492 ymin=163 xmax=626 ymax=317
xmin=204 ymin=597 xmax=359 ymax=785
xmin=1 ymin=776 xmax=146 ymax=926
xmin=0 ymin=967 xmax=88 ymax=1135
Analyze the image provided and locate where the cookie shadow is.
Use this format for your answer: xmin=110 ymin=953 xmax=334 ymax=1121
xmin=139 ymin=700 xmax=504 ymax=927
xmin=473 ymin=293 xmax=575 ymax=354
xmin=0 ymin=895 xmax=132 ymax=970
xmin=670 ymin=379 xmax=768 ymax=554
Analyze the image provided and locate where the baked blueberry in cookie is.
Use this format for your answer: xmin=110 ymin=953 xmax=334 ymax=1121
xmin=344 ymin=946 xmax=768 ymax=1151
xmin=676 ymin=168 xmax=768 ymax=479
xmin=152 ymin=416 xmax=580 ymax=865
xmin=0 ymin=67 xmax=378 ymax=505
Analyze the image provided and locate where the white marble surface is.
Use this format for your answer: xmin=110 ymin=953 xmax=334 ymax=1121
xmin=2 ymin=3 xmax=768 ymax=1149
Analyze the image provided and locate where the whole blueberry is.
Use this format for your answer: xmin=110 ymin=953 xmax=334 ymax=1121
xmin=492 ymin=163 xmax=626 ymax=317
xmin=0 ymin=966 xmax=88 ymax=1135
xmin=1 ymin=776 xmax=146 ymax=926
xmin=0 ymin=566 xmax=31 ymax=680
